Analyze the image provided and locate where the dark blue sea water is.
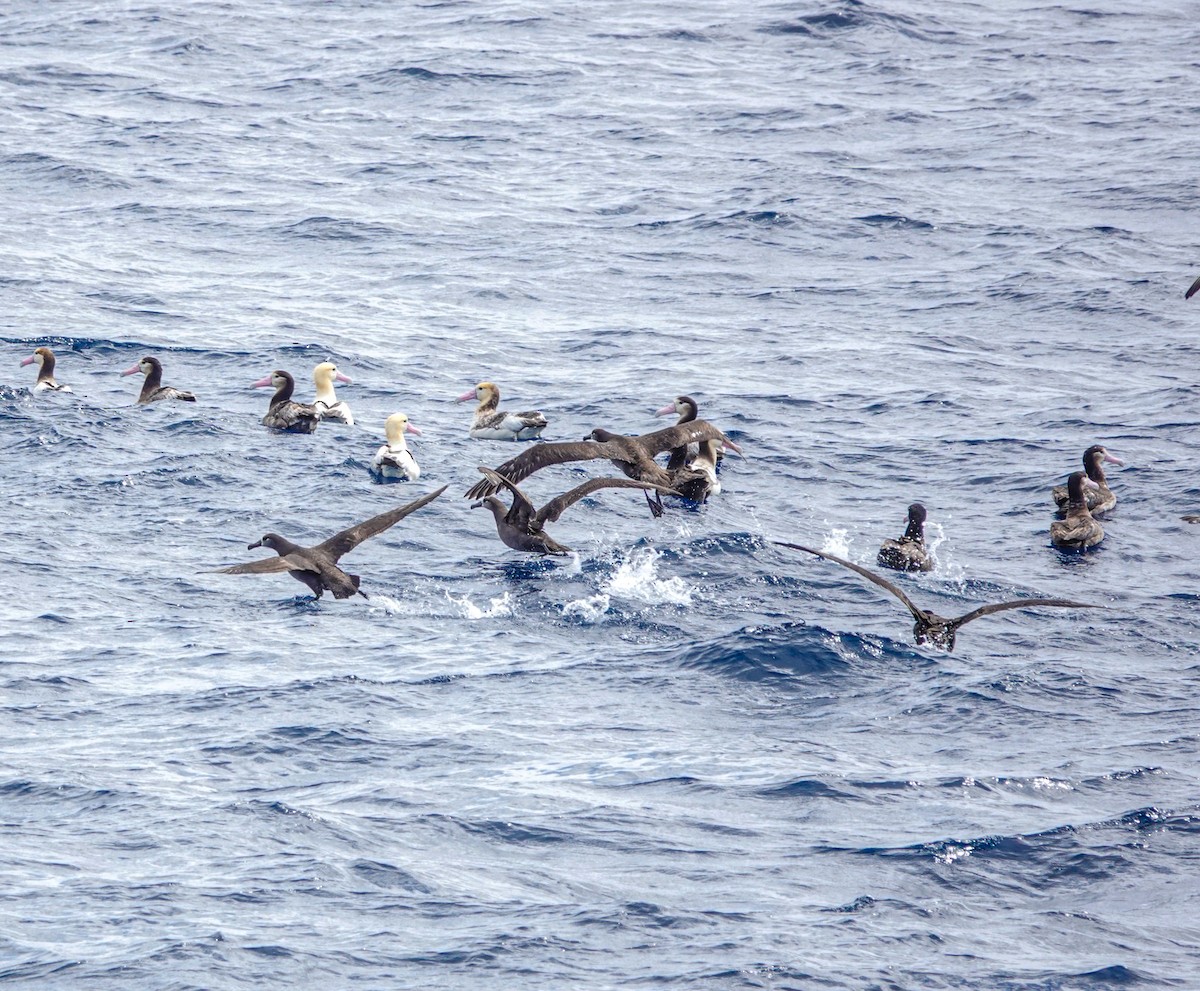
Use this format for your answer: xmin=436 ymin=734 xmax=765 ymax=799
xmin=3 ymin=1 xmax=1200 ymax=987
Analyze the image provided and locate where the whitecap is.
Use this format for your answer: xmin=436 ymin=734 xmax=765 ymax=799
xmin=602 ymin=547 xmax=692 ymax=606
xmin=561 ymin=593 xmax=611 ymax=622
xmin=444 ymin=589 xmax=514 ymax=619
xmin=821 ymin=526 xmax=852 ymax=558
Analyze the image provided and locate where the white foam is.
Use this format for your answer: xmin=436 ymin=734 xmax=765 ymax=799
xmin=444 ymin=589 xmax=514 ymax=619
xmin=561 ymin=593 xmax=611 ymax=622
xmin=821 ymin=526 xmax=852 ymax=558
xmin=602 ymin=547 xmax=692 ymax=606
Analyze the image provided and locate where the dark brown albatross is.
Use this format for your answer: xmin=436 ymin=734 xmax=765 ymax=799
xmin=472 ymin=467 xmax=680 ymax=555
xmin=774 ymin=541 xmax=1095 ymax=651
xmin=464 ymin=421 xmax=742 ymax=516
xmin=211 ymin=485 xmax=447 ymax=598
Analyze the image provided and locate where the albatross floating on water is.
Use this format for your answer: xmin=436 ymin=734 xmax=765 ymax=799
xmin=20 ymin=347 xmax=72 ymax=393
xmin=211 ymin=485 xmax=447 ymax=598
xmin=877 ymin=503 xmax=934 ymax=573
xmin=472 ymin=467 xmax=678 ymax=555
xmin=312 ymin=361 xmax=354 ymax=425
xmin=121 ymin=356 xmax=197 ymax=403
xmin=1050 ymin=471 xmax=1104 ymax=550
xmin=254 ymin=370 xmax=321 ymax=433
xmin=774 ymin=541 xmax=1095 ymax=651
xmin=371 ymin=412 xmax=421 ymax=481
xmin=456 ymin=381 xmax=548 ymax=441
xmin=1051 ymin=445 xmax=1123 ymax=514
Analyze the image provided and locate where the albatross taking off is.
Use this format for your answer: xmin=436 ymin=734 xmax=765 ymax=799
xmin=464 ymin=421 xmax=741 ymax=516
xmin=472 ymin=467 xmax=679 ymax=555
xmin=211 ymin=486 xmax=447 ymax=598
xmin=775 ymin=541 xmax=1094 ymax=651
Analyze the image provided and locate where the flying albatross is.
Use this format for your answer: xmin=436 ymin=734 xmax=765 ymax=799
xmin=211 ymin=485 xmax=447 ymax=598
xmin=774 ymin=541 xmax=1095 ymax=651
xmin=472 ymin=467 xmax=679 ymax=554
xmin=464 ymin=421 xmax=742 ymax=516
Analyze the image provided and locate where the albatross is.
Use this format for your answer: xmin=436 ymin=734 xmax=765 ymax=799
xmin=20 ymin=347 xmax=72 ymax=393
xmin=464 ymin=420 xmax=742 ymax=516
xmin=457 ymin=381 xmax=548 ymax=441
xmin=121 ymin=356 xmax=197 ymax=403
xmin=472 ymin=467 xmax=679 ymax=555
xmin=1051 ymin=445 xmax=1123 ymax=514
xmin=877 ymin=503 xmax=934 ymax=572
xmin=254 ymin=370 xmax=321 ymax=433
xmin=312 ymin=361 xmax=354 ymax=425
xmin=774 ymin=541 xmax=1094 ymax=651
xmin=1050 ymin=471 xmax=1104 ymax=550
xmin=211 ymin=485 xmax=447 ymax=598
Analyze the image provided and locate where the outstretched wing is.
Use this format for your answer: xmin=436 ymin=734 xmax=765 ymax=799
xmin=317 ymin=485 xmax=448 ymax=560
xmin=774 ymin=541 xmax=925 ymax=623
xmin=635 ymin=420 xmax=732 ymax=458
xmin=209 ymin=557 xmax=293 ymax=576
xmin=1186 ymin=275 xmax=1200 ymax=300
xmin=536 ymin=477 xmax=682 ymax=525
xmin=949 ymin=597 xmax=1096 ymax=631
xmin=476 ymin=466 xmax=537 ymax=526
xmin=464 ymin=440 xmax=614 ymax=500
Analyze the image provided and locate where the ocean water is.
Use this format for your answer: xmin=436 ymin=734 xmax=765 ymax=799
xmin=3 ymin=1 xmax=1200 ymax=987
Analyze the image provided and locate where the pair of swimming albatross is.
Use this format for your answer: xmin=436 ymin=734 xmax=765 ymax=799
xmin=212 ymin=486 xmax=447 ymax=598
xmin=254 ymin=362 xmax=353 ymax=433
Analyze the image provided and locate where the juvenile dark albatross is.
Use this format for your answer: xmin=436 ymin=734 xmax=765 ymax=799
xmin=1050 ymin=471 xmax=1104 ymax=550
xmin=472 ymin=467 xmax=679 ymax=555
xmin=254 ymin=370 xmax=322 ymax=433
xmin=877 ymin=503 xmax=934 ymax=572
xmin=212 ymin=485 xmax=447 ymax=598
xmin=1051 ymin=445 xmax=1123 ymax=514
xmin=464 ymin=420 xmax=742 ymax=516
xmin=121 ymin=356 xmax=197 ymax=403
xmin=774 ymin=541 xmax=1094 ymax=651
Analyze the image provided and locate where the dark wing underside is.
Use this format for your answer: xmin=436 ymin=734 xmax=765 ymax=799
xmin=476 ymin=467 xmax=537 ymax=528
xmin=316 ymin=485 xmax=447 ymax=560
xmin=774 ymin=541 xmax=925 ymax=623
xmin=210 ymin=556 xmax=295 ymax=576
xmin=464 ymin=440 xmax=618 ymax=499
xmin=948 ymin=597 xmax=1096 ymax=631
xmin=535 ymin=477 xmax=682 ymax=525
xmin=634 ymin=420 xmax=730 ymax=458
xmin=1186 ymin=275 xmax=1200 ymax=300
